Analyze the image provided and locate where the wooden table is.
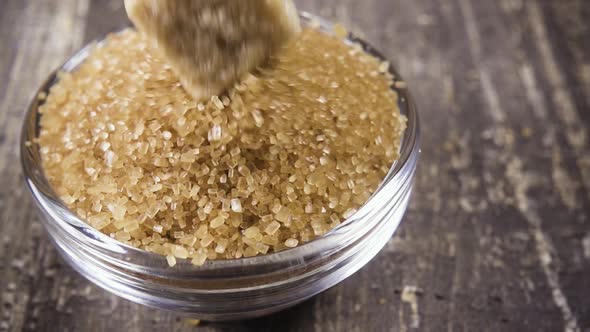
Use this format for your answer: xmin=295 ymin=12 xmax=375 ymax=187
xmin=1 ymin=0 xmax=589 ymax=331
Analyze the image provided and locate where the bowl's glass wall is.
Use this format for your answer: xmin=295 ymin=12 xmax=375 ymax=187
xmin=21 ymin=12 xmax=420 ymax=320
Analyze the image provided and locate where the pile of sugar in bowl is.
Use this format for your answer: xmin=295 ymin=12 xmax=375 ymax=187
xmin=37 ymin=26 xmax=406 ymax=266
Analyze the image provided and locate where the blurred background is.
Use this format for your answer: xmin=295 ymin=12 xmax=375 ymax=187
xmin=0 ymin=0 xmax=589 ymax=331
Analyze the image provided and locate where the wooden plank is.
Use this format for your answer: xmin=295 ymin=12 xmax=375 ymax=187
xmin=521 ymin=1 xmax=590 ymax=329
xmin=0 ymin=0 xmax=588 ymax=331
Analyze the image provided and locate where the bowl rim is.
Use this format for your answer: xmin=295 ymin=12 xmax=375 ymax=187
xmin=21 ymin=11 xmax=420 ymax=271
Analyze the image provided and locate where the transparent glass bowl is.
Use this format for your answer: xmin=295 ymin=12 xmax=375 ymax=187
xmin=20 ymin=13 xmax=420 ymax=320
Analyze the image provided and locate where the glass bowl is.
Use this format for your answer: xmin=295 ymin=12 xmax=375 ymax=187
xmin=20 ymin=12 xmax=420 ymax=321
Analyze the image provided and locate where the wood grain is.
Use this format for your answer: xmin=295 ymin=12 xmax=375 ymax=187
xmin=1 ymin=0 xmax=589 ymax=331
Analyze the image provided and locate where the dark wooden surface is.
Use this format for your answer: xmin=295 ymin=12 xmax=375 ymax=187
xmin=1 ymin=0 xmax=589 ymax=331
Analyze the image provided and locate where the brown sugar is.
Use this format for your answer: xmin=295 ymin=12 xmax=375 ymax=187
xmin=38 ymin=27 xmax=406 ymax=266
